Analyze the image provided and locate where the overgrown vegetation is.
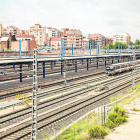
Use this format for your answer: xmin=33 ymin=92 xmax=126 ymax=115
xmin=105 ymin=106 xmax=128 ymax=129
xmin=47 ymin=84 xmax=140 ymax=140
xmin=54 ymin=106 xmax=128 ymax=140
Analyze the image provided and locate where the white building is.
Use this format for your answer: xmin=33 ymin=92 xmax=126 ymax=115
xmin=82 ymin=38 xmax=89 ymax=50
xmin=113 ymin=33 xmax=131 ymax=44
xmin=46 ymin=27 xmax=60 ymax=38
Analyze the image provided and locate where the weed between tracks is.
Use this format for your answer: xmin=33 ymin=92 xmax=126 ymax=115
xmin=46 ymin=83 xmax=140 ymax=140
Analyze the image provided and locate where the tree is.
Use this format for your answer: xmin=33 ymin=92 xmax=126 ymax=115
xmin=134 ymin=39 xmax=140 ymax=45
xmin=128 ymin=41 xmax=133 ymax=46
xmin=133 ymin=39 xmax=140 ymax=49
xmin=114 ymin=42 xmax=127 ymax=49
xmin=102 ymin=45 xmax=107 ymax=49
xmin=102 ymin=43 xmax=114 ymax=50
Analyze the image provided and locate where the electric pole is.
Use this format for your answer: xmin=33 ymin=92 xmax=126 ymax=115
xmin=132 ymin=52 xmax=136 ymax=89
xmin=64 ymin=59 xmax=67 ymax=86
xmin=31 ymin=49 xmax=38 ymax=140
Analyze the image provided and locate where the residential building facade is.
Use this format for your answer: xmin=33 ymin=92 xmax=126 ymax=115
xmin=3 ymin=26 xmax=20 ymax=36
xmin=88 ymin=33 xmax=105 ymax=49
xmin=113 ymin=33 xmax=131 ymax=44
xmin=46 ymin=27 xmax=60 ymax=38
xmin=29 ymin=24 xmax=46 ymax=48
xmin=61 ymin=28 xmax=83 ymax=50
xmin=50 ymin=37 xmax=61 ymax=50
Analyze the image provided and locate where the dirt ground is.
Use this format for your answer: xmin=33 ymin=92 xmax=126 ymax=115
xmin=105 ymin=97 xmax=140 ymax=140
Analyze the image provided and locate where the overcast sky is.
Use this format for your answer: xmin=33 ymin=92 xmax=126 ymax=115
xmin=0 ymin=0 xmax=139 ymax=42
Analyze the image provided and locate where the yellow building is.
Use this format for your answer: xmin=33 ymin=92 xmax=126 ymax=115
xmin=113 ymin=33 xmax=131 ymax=44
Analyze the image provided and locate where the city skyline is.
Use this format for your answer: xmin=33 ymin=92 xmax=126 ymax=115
xmin=0 ymin=0 xmax=139 ymax=42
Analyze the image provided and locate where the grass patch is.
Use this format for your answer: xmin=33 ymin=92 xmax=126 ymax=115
xmin=131 ymin=108 xmax=140 ymax=111
xmin=110 ymin=96 xmax=116 ymax=102
xmin=54 ymin=106 xmax=128 ymax=140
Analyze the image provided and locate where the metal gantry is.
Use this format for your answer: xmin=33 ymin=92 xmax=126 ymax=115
xmin=132 ymin=52 xmax=136 ymax=88
xmin=31 ymin=49 xmax=38 ymax=140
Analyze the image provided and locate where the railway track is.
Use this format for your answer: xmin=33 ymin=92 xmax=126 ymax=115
xmin=0 ymin=60 xmax=123 ymax=82
xmin=0 ymin=71 xmax=140 ymax=139
xmin=0 ymin=70 xmax=105 ymax=100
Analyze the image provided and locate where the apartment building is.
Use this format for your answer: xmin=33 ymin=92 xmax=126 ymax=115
xmin=46 ymin=27 xmax=60 ymax=38
xmin=105 ymin=37 xmax=113 ymax=45
xmin=82 ymin=37 xmax=90 ymax=50
xmin=61 ymin=28 xmax=83 ymax=50
xmin=29 ymin=24 xmax=46 ymax=48
xmin=61 ymin=28 xmax=82 ymax=35
xmin=3 ymin=26 xmax=20 ymax=35
xmin=50 ymin=37 xmax=61 ymax=50
xmin=88 ymin=33 xmax=105 ymax=49
xmin=0 ymin=24 xmax=3 ymax=36
xmin=113 ymin=33 xmax=131 ymax=44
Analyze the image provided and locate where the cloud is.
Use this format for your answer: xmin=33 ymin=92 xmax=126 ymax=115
xmin=0 ymin=0 xmax=140 ymax=41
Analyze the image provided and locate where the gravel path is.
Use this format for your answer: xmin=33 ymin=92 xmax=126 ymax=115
xmin=105 ymin=97 xmax=140 ymax=140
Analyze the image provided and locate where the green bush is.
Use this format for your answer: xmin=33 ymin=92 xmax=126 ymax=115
xmin=113 ymin=106 xmax=120 ymax=113
xmin=106 ymin=107 xmax=128 ymax=128
xmin=106 ymin=120 xmax=116 ymax=129
xmin=75 ymin=136 xmax=82 ymax=140
xmin=68 ymin=137 xmax=74 ymax=140
xmin=88 ymin=125 xmax=107 ymax=138
xmin=118 ymin=108 xmax=125 ymax=116
xmin=122 ymin=117 xmax=127 ymax=122
xmin=108 ymin=112 xmax=118 ymax=123
xmin=115 ymin=116 xmax=127 ymax=126
xmin=115 ymin=116 xmax=124 ymax=125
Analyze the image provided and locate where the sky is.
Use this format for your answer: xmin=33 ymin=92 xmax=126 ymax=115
xmin=0 ymin=0 xmax=139 ymax=42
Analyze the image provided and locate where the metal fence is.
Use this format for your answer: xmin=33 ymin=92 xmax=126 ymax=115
xmin=50 ymin=85 xmax=140 ymax=140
